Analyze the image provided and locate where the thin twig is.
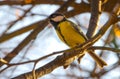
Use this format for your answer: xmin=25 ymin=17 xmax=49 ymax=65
xmin=89 ymin=46 xmax=120 ymax=53
xmin=0 ymin=51 xmax=63 ymax=73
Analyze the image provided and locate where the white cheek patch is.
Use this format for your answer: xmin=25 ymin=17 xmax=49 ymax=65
xmin=51 ymin=16 xmax=64 ymax=22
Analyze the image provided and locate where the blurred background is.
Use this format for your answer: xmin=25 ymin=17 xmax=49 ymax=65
xmin=0 ymin=0 xmax=120 ymax=79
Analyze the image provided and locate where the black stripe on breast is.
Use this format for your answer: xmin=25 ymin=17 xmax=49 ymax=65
xmin=57 ymin=26 xmax=69 ymax=46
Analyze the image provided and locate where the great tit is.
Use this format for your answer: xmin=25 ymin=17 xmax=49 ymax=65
xmin=49 ymin=13 xmax=107 ymax=69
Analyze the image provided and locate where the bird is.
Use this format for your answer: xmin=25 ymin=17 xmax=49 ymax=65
xmin=48 ymin=13 xmax=107 ymax=69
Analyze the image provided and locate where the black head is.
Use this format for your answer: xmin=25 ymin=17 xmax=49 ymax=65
xmin=49 ymin=13 xmax=64 ymax=19
xmin=49 ymin=13 xmax=66 ymax=22
xmin=49 ymin=13 xmax=66 ymax=28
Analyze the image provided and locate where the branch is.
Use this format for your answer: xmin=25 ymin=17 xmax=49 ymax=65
xmin=0 ymin=0 xmax=64 ymax=5
xmin=0 ymin=20 xmax=43 ymax=43
xmin=86 ymin=0 xmax=102 ymax=38
xmin=0 ymin=0 xmax=118 ymax=13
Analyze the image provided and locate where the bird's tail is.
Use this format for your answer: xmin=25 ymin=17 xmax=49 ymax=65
xmin=88 ymin=50 xmax=107 ymax=68
xmin=63 ymin=50 xmax=107 ymax=69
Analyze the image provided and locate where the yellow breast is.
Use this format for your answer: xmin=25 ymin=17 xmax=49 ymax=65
xmin=56 ymin=21 xmax=86 ymax=48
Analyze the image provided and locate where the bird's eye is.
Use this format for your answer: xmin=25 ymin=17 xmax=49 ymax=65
xmin=52 ymin=15 xmax=57 ymax=18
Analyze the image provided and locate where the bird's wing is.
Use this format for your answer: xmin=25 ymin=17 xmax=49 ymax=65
xmin=67 ymin=20 xmax=88 ymax=40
